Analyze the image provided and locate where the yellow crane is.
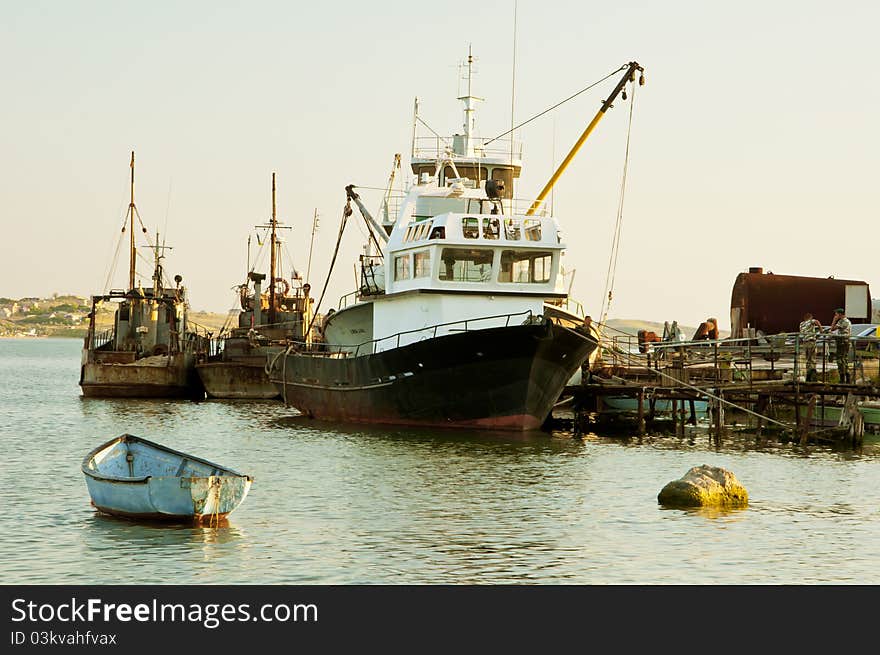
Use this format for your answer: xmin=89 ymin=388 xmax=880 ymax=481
xmin=526 ymin=61 xmax=644 ymax=216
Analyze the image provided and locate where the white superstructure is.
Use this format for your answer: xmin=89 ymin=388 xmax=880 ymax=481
xmin=330 ymin=50 xmax=578 ymax=353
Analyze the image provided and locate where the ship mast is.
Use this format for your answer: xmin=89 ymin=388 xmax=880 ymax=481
xmin=307 ymin=207 xmax=318 ymax=283
xmin=269 ymin=172 xmax=277 ymax=325
xmin=255 ymin=172 xmax=290 ymax=325
xmin=128 ymin=151 xmax=136 ymax=290
xmin=457 ymin=46 xmax=482 ymax=157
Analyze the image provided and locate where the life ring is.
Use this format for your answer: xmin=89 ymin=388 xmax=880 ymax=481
xmin=274 ymin=277 xmax=290 ymax=296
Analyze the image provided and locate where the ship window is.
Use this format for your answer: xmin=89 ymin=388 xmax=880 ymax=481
xmin=429 ymin=226 xmax=445 ymax=239
xmin=414 ymin=165 xmax=435 ymax=181
xmin=498 ymin=250 xmax=553 ymax=284
xmin=394 ymin=254 xmax=411 ymax=281
xmin=482 ymin=217 xmax=500 ymax=240
xmin=439 ymin=248 xmax=494 ymax=283
xmin=417 ymin=222 xmax=432 ymax=240
xmin=440 ymin=165 xmax=487 ymax=186
xmin=456 ymin=166 xmax=488 ymax=182
xmin=413 ymin=250 xmax=431 ymax=278
xmin=119 ymin=303 xmax=130 ymax=321
xmin=462 ymin=217 xmax=479 ymax=239
xmin=503 ymin=219 xmax=521 ymax=240
xmin=523 ymin=218 xmax=542 ymax=241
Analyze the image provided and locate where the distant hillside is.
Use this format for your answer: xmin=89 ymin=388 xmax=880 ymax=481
xmin=0 ymin=295 xmax=91 ymax=338
xmin=188 ymin=310 xmax=235 ymax=333
xmin=0 ymin=293 xmax=232 ymax=338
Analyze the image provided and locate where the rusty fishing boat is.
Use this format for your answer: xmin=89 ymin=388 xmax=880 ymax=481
xmin=195 ymin=173 xmax=314 ymax=399
xmin=79 ymin=152 xmax=208 ymax=399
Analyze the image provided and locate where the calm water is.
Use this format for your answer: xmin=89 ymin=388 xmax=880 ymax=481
xmin=2 ymin=338 xmax=879 ymax=585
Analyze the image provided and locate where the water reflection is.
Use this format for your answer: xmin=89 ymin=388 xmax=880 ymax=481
xmin=269 ymin=414 xmax=584 ymax=448
xmin=658 ymin=505 xmax=750 ymax=520
xmin=83 ymin=512 xmax=246 ymax=554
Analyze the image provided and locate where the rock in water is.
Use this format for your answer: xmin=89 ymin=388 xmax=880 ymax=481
xmin=657 ymin=465 xmax=748 ymax=508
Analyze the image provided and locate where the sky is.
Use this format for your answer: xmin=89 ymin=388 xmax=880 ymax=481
xmin=2 ymin=1 xmax=878 ymax=331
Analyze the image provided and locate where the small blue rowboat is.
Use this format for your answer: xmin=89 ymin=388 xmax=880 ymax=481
xmin=82 ymin=434 xmax=253 ymax=523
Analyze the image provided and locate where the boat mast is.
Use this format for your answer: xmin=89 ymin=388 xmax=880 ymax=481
xmin=152 ymin=231 xmax=161 ymax=297
xmin=129 ymin=151 xmax=136 ymax=290
xmin=306 ymin=208 xmax=318 ymax=283
xmin=457 ymin=46 xmax=482 ymax=157
xmin=269 ymin=172 xmax=277 ymax=325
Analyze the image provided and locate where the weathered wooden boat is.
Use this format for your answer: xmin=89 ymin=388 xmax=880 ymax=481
xmin=79 ymin=152 xmax=209 ymax=399
xmin=196 ymin=174 xmax=313 ymax=400
xmin=600 ymin=395 xmax=710 ymax=420
xmin=81 ymin=434 xmax=253 ymax=522
xmin=266 ymin=53 xmax=642 ymax=430
xmin=798 ymin=400 xmax=880 ymax=434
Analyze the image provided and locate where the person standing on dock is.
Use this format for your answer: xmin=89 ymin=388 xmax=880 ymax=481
xmin=829 ymin=308 xmax=852 ymax=383
xmin=798 ymin=312 xmax=822 ymax=381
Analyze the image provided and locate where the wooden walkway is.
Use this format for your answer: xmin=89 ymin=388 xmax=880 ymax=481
xmin=559 ymin=334 xmax=880 ymax=447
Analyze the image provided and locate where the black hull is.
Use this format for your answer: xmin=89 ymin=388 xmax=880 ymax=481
xmin=267 ymin=321 xmax=596 ymax=431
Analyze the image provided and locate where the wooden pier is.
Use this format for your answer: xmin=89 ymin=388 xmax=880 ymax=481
xmin=558 ymin=331 xmax=880 ymax=447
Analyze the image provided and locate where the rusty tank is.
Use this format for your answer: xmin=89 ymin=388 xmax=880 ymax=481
xmin=729 ymin=267 xmax=872 ymax=338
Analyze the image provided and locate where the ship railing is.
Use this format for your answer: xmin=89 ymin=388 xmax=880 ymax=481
xmin=595 ymin=330 xmax=879 ymax=386
xmin=184 ymin=322 xmax=214 ymax=356
xmin=289 ymin=309 xmax=537 ymax=358
xmin=546 ymin=296 xmax=585 ymax=318
xmin=92 ymin=327 xmax=114 ymax=350
xmin=203 ymin=334 xmax=224 ymax=358
xmin=412 ymin=136 xmax=523 ymax=162
xmin=337 ymin=291 xmax=359 ymax=310
xmin=506 ymin=198 xmax=551 ymax=217
xmin=379 ymin=193 xmax=405 ymax=225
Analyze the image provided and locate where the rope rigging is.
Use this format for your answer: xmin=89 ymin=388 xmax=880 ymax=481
xmin=598 ymin=78 xmax=638 ymax=332
xmin=484 ymin=65 xmax=627 ymax=146
xmin=300 ymin=195 xmax=353 ymax=341
xmin=103 ymin=201 xmax=183 ymax=293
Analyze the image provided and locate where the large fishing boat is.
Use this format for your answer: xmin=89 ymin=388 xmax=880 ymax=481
xmin=196 ymin=174 xmax=314 ymax=399
xmin=267 ymin=54 xmax=643 ymax=430
xmin=79 ymin=152 xmax=207 ymax=399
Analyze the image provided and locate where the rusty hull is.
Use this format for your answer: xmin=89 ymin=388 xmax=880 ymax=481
xmin=196 ymin=359 xmax=280 ymax=400
xmin=79 ymin=353 xmax=203 ymax=399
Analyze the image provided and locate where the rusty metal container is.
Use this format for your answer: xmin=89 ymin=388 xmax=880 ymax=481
xmin=730 ymin=268 xmax=871 ymax=338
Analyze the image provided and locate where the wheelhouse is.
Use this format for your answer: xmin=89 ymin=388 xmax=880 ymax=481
xmin=385 ymin=211 xmax=563 ymax=297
